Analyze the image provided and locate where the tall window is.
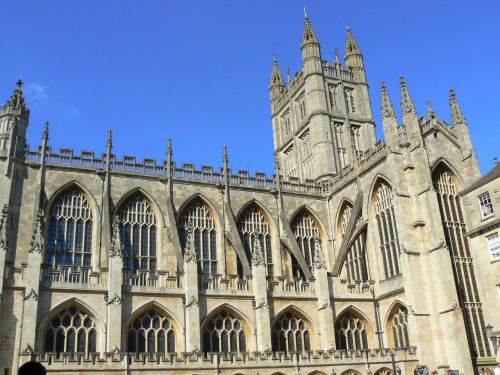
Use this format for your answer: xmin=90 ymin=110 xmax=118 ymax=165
xmin=478 ymin=192 xmax=494 ymax=219
xmin=118 ymin=194 xmax=157 ymax=273
xmin=433 ymin=165 xmax=490 ymax=357
xmin=291 ymin=211 xmax=321 ymax=278
xmin=334 ymin=121 xmax=348 ymax=169
xmin=335 ymin=311 xmax=369 ymax=351
xmin=328 ymin=84 xmax=338 ymax=110
xmin=46 ymin=189 xmax=93 ymax=268
xmin=202 ymin=311 xmax=246 ymax=353
xmin=487 ymin=233 xmax=500 ymax=260
xmin=296 ymin=94 xmax=307 ymax=121
xmin=387 ymin=306 xmax=409 ymax=348
xmin=179 ymin=199 xmax=217 ymax=276
xmin=338 ymin=203 xmax=369 ymax=283
xmin=237 ymin=206 xmax=273 ymax=277
xmin=44 ymin=305 xmax=97 ymax=354
xmin=281 ymin=110 xmax=291 ymax=137
xmin=126 ymin=309 xmax=175 ymax=354
xmin=271 ymin=311 xmax=311 ymax=353
xmin=373 ymin=181 xmax=401 ymax=279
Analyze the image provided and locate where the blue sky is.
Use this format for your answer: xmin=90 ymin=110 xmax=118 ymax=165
xmin=0 ymin=1 xmax=498 ymax=175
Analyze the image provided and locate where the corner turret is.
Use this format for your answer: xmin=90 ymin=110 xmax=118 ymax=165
xmin=344 ymin=26 xmax=366 ymax=82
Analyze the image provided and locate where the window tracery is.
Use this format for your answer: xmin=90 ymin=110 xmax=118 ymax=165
xmin=291 ymin=211 xmax=320 ymax=277
xmin=237 ymin=206 xmax=273 ymax=277
xmin=126 ymin=309 xmax=175 ymax=354
xmin=202 ymin=311 xmax=246 ymax=353
xmin=271 ymin=312 xmax=311 ymax=352
xmin=296 ymin=94 xmax=307 ymax=121
xmin=388 ymin=306 xmax=409 ymax=348
xmin=334 ymin=312 xmax=369 ymax=351
xmin=44 ymin=305 xmax=97 ymax=354
xmin=46 ymin=189 xmax=93 ymax=268
xmin=280 ymin=110 xmax=291 ymax=137
xmin=179 ymin=199 xmax=217 ymax=276
xmin=374 ymin=182 xmax=400 ymax=279
xmin=118 ymin=194 xmax=157 ymax=273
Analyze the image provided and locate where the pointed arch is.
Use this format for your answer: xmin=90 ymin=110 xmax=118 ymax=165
xmin=334 ymin=306 xmax=374 ymax=351
xmin=385 ymin=301 xmax=409 ymax=349
xmin=289 ymin=205 xmax=328 ymax=237
xmin=38 ymin=297 xmax=103 ymax=354
xmin=430 ymin=158 xmax=464 ymax=187
xmin=235 ymin=199 xmax=278 ymax=232
xmin=123 ymin=300 xmax=180 ymax=355
xmin=44 ymin=184 xmax=96 ymax=269
xmin=113 ymin=187 xmax=165 ymax=227
xmin=374 ymin=368 xmax=393 ymax=375
xmin=45 ymin=180 xmax=100 ymax=219
xmin=271 ymin=304 xmax=315 ymax=353
xmin=335 ymin=305 xmax=374 ymax=328
xmin=176 ymin=193 xmax=222 ymax=227
xmin=383 ymin=299 xmax=408 ymax=325
xmin=335 ymin=198 xmax=355 ymax=237
xmin=340 ymin=370 xmax=363 ymax=375
xmin=236 ymin=201 xmax=275 ymax=278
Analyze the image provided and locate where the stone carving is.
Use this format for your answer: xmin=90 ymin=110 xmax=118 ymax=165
xmin=318 ymin=301 xmax=332 ymax=311
xmin=106 ymin=293 xmax=123 ymax=306
xmin=110 ymin=346 xmax=120 ymax=354
xmin=185 ymin=296 xmax=199 ymax=308
xmin=109 ymin=216 xmax=124 ymax=258
xmin=0 ymin=204 xmax=8 ymax=252
xmin=254 ymin=298 xmax=269 ymax=310
xmin=29 ymin=209 xmax=44 ymax=254
xmin=22 ymin=344 xmax=35 ymax=354
xmin=23 ymin=288 xmax=39 ymax=301
xmin=183 ymin=223 xmax=197 ymax=263
xmin=313 ymin=237 xmax=326 ymax=270
xmin=251 ymin=235 xmax=265 ymax=267
xmin=381 ymin=82 xmax=396 ymax=119
xmin=400 ymin=76 xmax=416 ymax=114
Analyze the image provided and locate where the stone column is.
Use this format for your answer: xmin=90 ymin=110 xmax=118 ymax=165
xmin=106 ymin=216 xmax=123 ymax=351
xmin=313 ymin=238 xmax=335 ymax=350
xmin=251 ymin=236 xmax=272 ymax=352
xmin=183 ymin=225 xmax=201 ymax=352
xmin=20 ymin=209 xmax=44 ymax=352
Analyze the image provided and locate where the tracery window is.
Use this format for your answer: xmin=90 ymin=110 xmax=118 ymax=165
xmin=126 ymin=309 xmax=175 ymax=354
xmin=374 ymin=181 xmax=401 ymax=279
xmin=281 ymin=110 xmax=292 ymax=137
xmin=299 ymin=130 xmax=314 ymax=180
xmin=283 ymin=145 xmax=297 ymax=179
xmin=237 ymin=206 xmax=273 ymax=277
xmin=271 ymin=312 xmax=311 ymax=353
xmin=433 ymin=165 xmax=490 ymax=357
xmin=202 ymin=311 xmax=247 ymax=353
xmin=179 ymin=199 xmax=217 ymax=276
xmin=328 ymin=84 xmax=338 ymax=110
xmin=388 ymin=306 xmax=409 ymax=348
xmin=44 ymin=305 xmax=97 ymax=354
xmin=291 ymin=211 xmax=321 ymax=278
xmin=296 ymin=93 xmax=307 ymax=121
xmin=335 ymin=312 xmax=369 ymax=351
xmin=351 ymin=125 xmax=361 ymax=156
xmin=338 ymin=203 xmax=369 ymax=283
xmin=118 ymin=194 xmax=157 ymax=273
xmin=46 ymin=189 xmax=93 ymax=268
xmin=334 ymin=121 xmax=348 ymax=169
xmin=345 ymin=89 xmax=356 ymax=113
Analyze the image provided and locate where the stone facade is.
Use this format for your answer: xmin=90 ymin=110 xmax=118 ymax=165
xmin=0 ymin=15 xmax=498 ymax=375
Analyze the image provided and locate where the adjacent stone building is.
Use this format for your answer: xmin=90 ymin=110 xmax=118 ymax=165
xmin=0 ymin=15 xmax=498 ymax=375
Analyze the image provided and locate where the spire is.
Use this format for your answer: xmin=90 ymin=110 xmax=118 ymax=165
xmin=223 ymin=144 xmax=228 ymax=166
xmin=5 ymin=79 xmax=27 ymax=109
xmin=426 ymin=100 xmax=436 ymax=120
xmin=301 ymin=14 xmax=320 ymax=48
xmin=167 ymin=138 xmax=173 ymax=177
xmin=400 ymin=76 xmax=416 ymax=115
xmin=344 ymin=25 xmax=362 ymax=59
xmin=381 ymin=82 xmax=396 ymax=119
xmin=42 ymin=121 xmax=49 ymax=143
xmin=449 ymin=89 xmax=466 ymax=126
xmin=107 ymin=129 xmax=113 ymax=153
xmin=269 ymin=56 xmax=285 ymax=89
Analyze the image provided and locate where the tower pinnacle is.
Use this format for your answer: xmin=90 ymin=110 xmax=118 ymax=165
xmin=301 ymin=14 xmax=319 ymax=48
xmin=4 ymin=79 xmax=27 ymax=110
xmin=381 ymin=82 xmax=396 ymax=119
xmin=344 ymin=26 xmax=362 ymax=59
xmin=400 ymin=76 xmax=416 ymax=114
xmin=449 ymin=89 xmax=466 ymax=126
xmin=269 ymin=57 xmax=285 ymax=89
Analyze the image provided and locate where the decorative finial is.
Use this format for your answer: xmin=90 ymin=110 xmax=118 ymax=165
xmin=449 ymin=88 xmax=465 ymax=126
xmin=493 ymin=156 xmax=498 ymax=166
xmin=399 ymin=76 xmax=406 ymax=87
xmin=42 ymin=121 xmax=49 ymax=142
xmin=400 ymin=75 xmax=416 ymax=114
xmin=426 ymin=100 xmax=436 ymax=120
xmin=16 ymin=79 xmax=24 ymax=89
xmin=286 ymin=68 xmax=291 ymax=83
xmin=304 ymin=6 xmax=308 ymax=18
xmin=273 ymin=54 xmax=277 ymax=64
xmin=223 ymin=145 xmax=228 ymax=165
xmin=381 ymin=82 xmax=396 ymax=119
xmin=167 ymin=138 xmax=172 ymax=156
xmin=346 ymin=24 xmax=351 ymax=32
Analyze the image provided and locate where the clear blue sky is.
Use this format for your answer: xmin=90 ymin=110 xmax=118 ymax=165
xmin=0 ymin=1 xmax=498 ymax=175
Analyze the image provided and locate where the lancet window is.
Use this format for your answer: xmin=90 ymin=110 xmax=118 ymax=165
xmin=334 ymin=121 xmax=348 ymax=169
xmin=283 ymin=145 xmax=297 ymax=179
xmin=271 ymin=312 xmax=311 ymax=353
xmin=296 ymin=93 xmax=307 ymax=121
xmin=44 ymin=305 xmax=97 ymax=354
xmin=335 ymin=312 xmax=369 ymax=351
xmin=291 ymin=211 xmax=321 ymax=277
xmin=328 ymin=84 xmax=338 ymax=110
xmin=374 ymin=181 xmax=401 ymax=279
xmin=338 ymin=203 xmax=369 ymax=283
xmin=388 ymin=306 xmax=409 ymax=348
xmin=126 ymin=309 xmax=175 ymax=354
xmin=179 ymin=199 xmax=217 ymax=276
xmin=433 ymin=165 xmax=490 ymax=357
xmin=345 ymin=89 xmax=356 ymax=113
xmin=237 ymin=206 xmax=273 ymax=277
xmin=202 ymin=311 xmax=247 ymax=353
xmin=46 ymin=189 xmax=93 ymax=268
xmin=281 ymin=110 xmax=291 ymax=137
xmin=299 ymin=130 xmax=313 ymax=180
xmin=118 ymin=194 xmax=157 ymax=273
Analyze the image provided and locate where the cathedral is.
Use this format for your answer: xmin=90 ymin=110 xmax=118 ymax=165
xmin=1 ymin=15 xmax=499 ymax=375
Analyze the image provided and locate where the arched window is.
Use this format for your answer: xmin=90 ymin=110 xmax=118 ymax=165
xmin=433 ymin=165 xmax=490 ymax=357
xmin=338 ymin=202 xmax=369 ymax=283
xmin=126 ymin=308 xmax=175 ymax=354
xmin=387 ymin=305 xmax=409 ymax=349
xmin=271 ymin=311 xmax=311 ymax=353
xmin=373 ymin=181 xmax=400 ymax=279
xmin=179 ymin=199 xmax=217 ymax=276
xmin=237 ymin=205 xmax=273 ymax=278
xmin=335 ymin=310 xmax=369 ymax=351
xmin=44 ymin=305 xmax=97 ymax=354
xmin=291 ymin=211 xmax=321 ymax=278
xmin=202 ymin=311 xmax=246 ymax=353
xmin=374 ymin=369 xmax=393 ymax=375
xmin=117 ymin=194 xmax=157 ymax=273
xmin=46 ymin=189 xmax=93 ymax=268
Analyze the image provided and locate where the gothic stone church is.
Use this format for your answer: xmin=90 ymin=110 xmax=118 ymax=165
xmin=0 ymin=16 xmax=497 ymax=375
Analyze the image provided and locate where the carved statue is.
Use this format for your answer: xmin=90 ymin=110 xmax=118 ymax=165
xmin=183 ymin=223 xmax=197 ymax=263
xmin=29 ymin=209 xmax=44 ymax=254
xmin=109 ymin=216 xmax=124 ymax=258
xmin=313 ymin=237 xmax=326 ymax=270
xmin=252 ymin=235 xmax=265 ymax=267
